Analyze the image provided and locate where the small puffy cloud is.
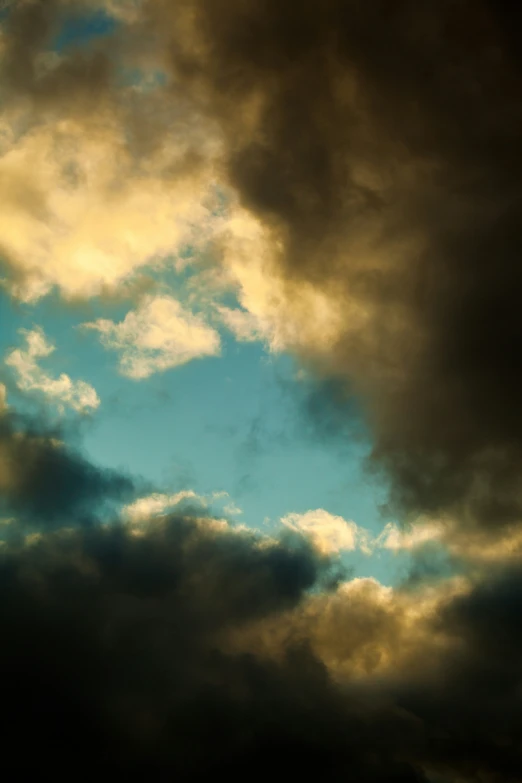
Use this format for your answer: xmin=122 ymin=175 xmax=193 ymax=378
xmin=83 ymin=295 xmax=221 ymax=379
xmin=5 ymin=327 xmax=99 ymax=413
xmin=375 ymin=520 xmax=444 ymax=552
xmin=122 ymin=490 xmax=202 ymax=523
xmin=223 ymin=502 xmax=242 ymax=516
xmin=281 ymin=508 xmax=371 ymax=556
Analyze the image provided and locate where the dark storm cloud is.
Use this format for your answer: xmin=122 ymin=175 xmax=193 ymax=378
xmin=3 ymin=494 xmax=522 ymax=781
xmin=0 ymin=402 xmax=521 ymax=781
xmin=0 ymin=407 xmax=134 ymax=527
xmin=0 ymin=513 xmax=399 ymax=779
xmin=150 ymin=0 xmax=522 ymax=531
xmin=391 ymin=568 xmax=522 ymax=780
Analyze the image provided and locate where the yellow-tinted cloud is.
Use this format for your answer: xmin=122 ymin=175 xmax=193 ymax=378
xmin=83 ymin=295 xmax=221 ymax=378
xmin=281 ymin=508 xmax=372 ymax=556
xmin=0 ymin=383 xmax=7 ymax=413
xmin=5 ymin=327 xmax=99 ymax=412
xmin=216 ymin=304 xmax=265 ymax=343
xmin=122 ymin=490 xmax=201 ymax=523
xmin=375 ymin=519 xmax=445 ymax=552
xmin=0 ymin=110 xmax=221 ymax=301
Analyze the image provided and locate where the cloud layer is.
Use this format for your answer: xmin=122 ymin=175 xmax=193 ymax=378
xmin=2 ymin=2 xmax=522 ymax=779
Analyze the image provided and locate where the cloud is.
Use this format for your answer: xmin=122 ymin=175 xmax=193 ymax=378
xmin=376 ymin=520 xmax=445 ymax=553
xmin=4 ymin=0 xmax=522 ymax=539
xmin=0 ymin=392 xmax=521 ymax=780
xmin=0 ymin=383 xmax=7 ymax=413
xmin=5 ymin=327 xmax=99 ymax=412
xmin=138 ymin=0 xmax=522 ymax=536
xmin=1 ymin=478 xmax=519 ymax=781
xmin=216 ymin=304 xmax=266 ymax=343
xmin=223 ymin=501 xmax=242 ymax=516
xmin=3 ymin=4 xmax=522 ymax=778
xmin=0 ymin=114 xmax=222 ymax=301
xmin=122 ymin=490 xmax=202 ymax=523
xmin=0 ymin=407 xmax=134 ymax=529
xmin=0 ymin=0 xmax=223 ymax=301
xmin=83 ymin=295 xmax=221 ymax=378
xmin=281 ymin=509 xmax=372 ymax=556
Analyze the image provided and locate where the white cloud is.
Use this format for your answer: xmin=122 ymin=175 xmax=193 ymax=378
xmin=83 ymin=295 xmax=221 ymax=379
xmin=279 ymin=510 xmax=448 ymax=559
xmin=374 ymin=520 xmax=444 ymax=552
xmin=281 ymin=509 xmax=372 ymax=556
xmin=223 ymin=502 xmax=243 ymax=516
xmin=121 ymin=491 xmax=238 ymax=539
xmin=122 ymin=490 xmax=202 ymax=523
xmin=5 ymin=327 xmax=99 ymax=413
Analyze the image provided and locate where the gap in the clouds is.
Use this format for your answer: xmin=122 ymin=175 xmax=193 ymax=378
xmin=0 ymin=286 xmax=419 ymax=585
xmin=51 ymin=8 xmax=118 ymax=54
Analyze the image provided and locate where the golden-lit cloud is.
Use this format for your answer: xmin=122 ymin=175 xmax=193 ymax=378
xmin=122 ymin=490 xmax=201 ymax=523
xmin=0 ymin=383 xmax=7 ymax=413
xmin=375 ymin=519 xmax=445 ymax=552
xmin=83 ymin=295 xmax=221 ymax=378
xmin=0 ymin=115 xmax=222 ymax=301
xmin=5 ymin=326 xmax=99 ymax=412
xmin=281 ymin=508 xmax=372 ymax=556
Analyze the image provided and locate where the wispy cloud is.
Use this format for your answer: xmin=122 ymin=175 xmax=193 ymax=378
xmin=5 ymin=327 xmax=99 ymax=413
xmin=216 ymin=304 xmax=266 ymax=343
xmin=83 ymin=295 xmax=221 ymax=379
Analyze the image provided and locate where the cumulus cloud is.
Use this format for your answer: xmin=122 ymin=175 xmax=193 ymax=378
xmin=5 ymin=327 xmax=99 ymax=412
xmin=83 ymin=295 xmax=221 ymax=378
xmin=281 ymin=509 xmax=372 ymax=556
xmin=0 ymin=0 xmax=223 ymax=302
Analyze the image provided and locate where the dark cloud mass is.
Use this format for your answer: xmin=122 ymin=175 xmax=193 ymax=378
xmin=0 ymin=408 xmax=134 ymax=527
xmin=4 ymin=1 xmax=522 ymax=780
xmin=155 ymin=0 xmax=522 ymax=531
xmin=2 ymin=468 xmax=522 ymax=781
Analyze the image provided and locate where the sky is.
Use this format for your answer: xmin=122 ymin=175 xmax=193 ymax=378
xmin=1 ymin=1 xmax=522 ymax=780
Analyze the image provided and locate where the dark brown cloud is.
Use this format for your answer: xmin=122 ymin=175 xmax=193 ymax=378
xmin=0 ymin=400 xmax=520 ymax=781
xmin=2 ymin=488 xmax=522 ymax=781
xmin=145 ymin=0 xmax=522 ymax=532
